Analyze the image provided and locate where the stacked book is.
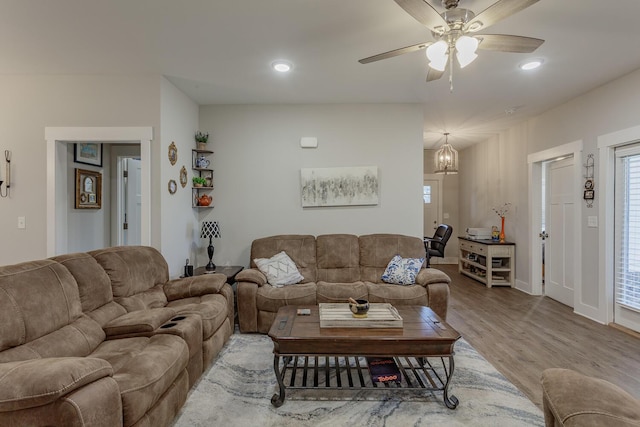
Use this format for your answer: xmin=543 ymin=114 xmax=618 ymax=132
xmin=366 ymin=357 xmax=401 ymax=383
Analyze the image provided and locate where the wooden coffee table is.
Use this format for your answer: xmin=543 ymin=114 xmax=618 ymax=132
xmin=268 ymin=305 xmax=461 ymax=408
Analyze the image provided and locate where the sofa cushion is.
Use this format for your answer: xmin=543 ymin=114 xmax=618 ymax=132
xmin=250 ymin=235 xmax=317 ymax=283
xmin=52 ymin=252 xmax=115 ymax=314
xmin=254 ymin=251 xmax=304 ymax=287
xmin=0 ymin=260 xmax=83 ymax=352
xmin=90 ymin=246 xmax=169 ymax=299
xmin=103 ymin=308 xmax=177 ymax=337
xmin=316 ymin=281 xmax=368 ymax=303
xmin=115 ymin=284 xmax=168 ymax=312
xmin=381 ymin=255 xmax=425 ymax=285
xmin=90 ymin=334 xmax=189 ymax=427
xmin=366 ymin=282 xmax=429 ymax=306
xmin=359 ymin=234 xmax=426 ymax=283
xmin=167 ymin=293 xmax=230 ymax=339
xmin=255 ymin=282 xmax=317 ymax=313
xmin=316 ymin=234 xmax=360 ymax=283
xmin=0 ymin=357 xmax=113 ymax=412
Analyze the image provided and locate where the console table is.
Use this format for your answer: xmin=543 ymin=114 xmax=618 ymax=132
xmin=458 ymin=237 xmax=515 ymax=288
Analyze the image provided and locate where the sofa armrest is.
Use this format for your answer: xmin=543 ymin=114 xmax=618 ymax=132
xmin=236 ymin=268 xmax=267 ymax=286
xmin=103 ymin=307 xmax=177 ymax=337
xmin=425 ymin=282 xmax=449 ymax=321
xmin=0 ymin=357 xmax=113 ymax=412
xmin=541 ymin=368 xmax=640 ymax=427
xmin=164 ymin=274 xmax=227 ymax=301
xmin=415 ymin=268 xmax=451 ymax=286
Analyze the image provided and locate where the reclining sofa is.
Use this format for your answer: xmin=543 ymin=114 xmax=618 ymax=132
xmin=236 ymin=233 xmax=451 ymax=333
xmin=0 ymin=246 xmax=234 ymax=427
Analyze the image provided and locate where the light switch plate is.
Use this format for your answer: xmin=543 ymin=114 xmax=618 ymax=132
xmin=18 ymin=216 xmax=26 ymax=229
xmin=587 ymin=216 xmax=598 ymax=228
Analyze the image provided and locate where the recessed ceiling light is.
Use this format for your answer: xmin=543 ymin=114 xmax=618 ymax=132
xmin=271 ymin=61 xmax=292 ymax=73
xmin=520 ymin=59 xmax=543 ymax=71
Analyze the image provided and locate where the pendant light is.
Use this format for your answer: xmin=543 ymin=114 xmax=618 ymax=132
xmin=434 ymin=133 xmax=459 ymax=175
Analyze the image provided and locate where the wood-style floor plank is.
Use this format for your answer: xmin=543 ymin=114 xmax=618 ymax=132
xmin=437 ymin=264 xmax=640 ymax=408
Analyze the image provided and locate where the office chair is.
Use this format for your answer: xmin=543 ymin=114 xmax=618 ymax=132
xmin=424 ymin=224 xmax=453 ymax=267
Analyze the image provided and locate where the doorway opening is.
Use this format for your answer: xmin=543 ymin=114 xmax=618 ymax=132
xmin=45 ymin=127 xmax=152 ymax=257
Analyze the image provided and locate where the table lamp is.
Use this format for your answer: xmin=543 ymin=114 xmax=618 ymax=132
xmin=200 ymin=221 xmax=221 ymax=271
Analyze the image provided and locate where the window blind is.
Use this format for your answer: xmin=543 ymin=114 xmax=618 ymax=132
xmin=615 ymin=146 xmax=640 ymax=312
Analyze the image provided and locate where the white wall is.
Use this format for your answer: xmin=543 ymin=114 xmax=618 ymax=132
xmin=199 ymin=104 xmax=424 ymax=268
xmin=160 ymin=79 xmax=200 ymax=277
xmin=459 ymin=67 xmax=640 ymax=324
xmin=0 ymin=75 xmax=164 ymax=265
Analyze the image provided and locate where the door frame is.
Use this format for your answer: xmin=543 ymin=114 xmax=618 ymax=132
xmin=45 ymin=127 xmax=152 ymax=256
xmin=598 ymin=124 xmax=640 ymax=325
xmin=527 ymin=140 xmax=582 ymax=300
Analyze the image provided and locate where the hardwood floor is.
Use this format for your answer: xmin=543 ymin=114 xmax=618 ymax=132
xmin=436 ymin=264 xmax=640 ymax=409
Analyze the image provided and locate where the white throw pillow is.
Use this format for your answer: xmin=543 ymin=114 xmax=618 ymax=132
xmin=254 ymin=251 xmax=304 ymax=287
xmin=381 ymin=254 xmax=425 ymax=285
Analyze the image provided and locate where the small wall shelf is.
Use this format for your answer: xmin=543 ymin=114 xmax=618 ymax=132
xmin=192 ymin=149 xmax=214 ymax=208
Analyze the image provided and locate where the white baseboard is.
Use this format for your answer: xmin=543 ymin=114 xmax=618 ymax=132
xmin=429 ymin=257 xmax=457 ymax=265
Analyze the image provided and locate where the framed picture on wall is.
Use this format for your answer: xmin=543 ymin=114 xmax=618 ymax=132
xmin=75 ymin=168 xmax=102 ymax=209
xmin=74 ymin=142 xmax=103 ymax=167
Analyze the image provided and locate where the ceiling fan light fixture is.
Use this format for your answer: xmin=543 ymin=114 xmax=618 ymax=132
xmin=455 ymin=36 xmax=479 ymax=68
xmin=426 ymin=40 xmax=449 ymax=71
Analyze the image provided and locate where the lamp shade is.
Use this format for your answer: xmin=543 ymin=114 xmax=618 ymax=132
xmin=426 ymin=40 xmax=449 ymax=71
xmin=434 ymin=133 xmax=459 ymax=175
xmin=455 ymin=36 xmax=479 ymax=68
xmin=201 ymin=221 xmax=221 ymax=239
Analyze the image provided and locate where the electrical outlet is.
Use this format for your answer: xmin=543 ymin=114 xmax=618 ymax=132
xmin=17 ymin=216 xmax=26 ymax=229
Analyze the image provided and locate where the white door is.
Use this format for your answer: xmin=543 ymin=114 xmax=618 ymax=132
xmin=423 ymin=179 xmax=440 ymax=237
xmin=545 ymin=157 xmax=575 ymax=307
xmin=122 ymin=158 xmax=142 ymax=246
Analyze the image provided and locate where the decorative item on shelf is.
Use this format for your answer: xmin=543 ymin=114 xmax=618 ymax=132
xmin=193 ymin=176 xmax=206 ymax=188
xmin=491 ymin=226 xmax=500 ymax=242
xmin=0 ymin=150 xmax=11 ymax=198
xmin=179 ymin=166 xmax=188 ymax=187
xmin=584 ymin=154 xmax=595 ymax=208
xmin=168 ymin=179 xmax=177 ymax=194
xmin=434 ymin=133 xmax=458 ymax=175
xmin=201 ymin=221 xmax=221 ymax=271
xmin=197 ymin=194 xmax=212 ymax=207
xmin=492 ymin=202 xmax=511 ymax=243
xmin=168 ymin=142 xmax=178 ymax=165
xmin=195 ymin=131 xmax=209 ymax=150
xmin=195 ymin=155 xmax=210 ymax=168
xmin=348 ymin=297 xmax=370 ymax=318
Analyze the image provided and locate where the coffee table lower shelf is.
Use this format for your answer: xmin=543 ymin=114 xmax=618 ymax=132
xmin=271 ymin=354 xmax=458 ymax=409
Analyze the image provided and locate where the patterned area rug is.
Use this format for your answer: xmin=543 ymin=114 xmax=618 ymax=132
xmin=172 ymin=332 xmax=543 ymax=426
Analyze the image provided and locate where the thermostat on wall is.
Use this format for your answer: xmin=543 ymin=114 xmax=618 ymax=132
xmin=300 ymin=137 xmax=318 ymax=148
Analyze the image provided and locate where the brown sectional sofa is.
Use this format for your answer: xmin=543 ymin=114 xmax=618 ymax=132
xmin=236 ymin=233 xmax=451 ymax=333
xmin=0 ymin=246 xmax=233 ymax=427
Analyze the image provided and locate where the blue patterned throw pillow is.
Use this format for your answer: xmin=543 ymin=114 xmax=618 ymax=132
xmin=381 ymin=255 xmax=425 ymax=285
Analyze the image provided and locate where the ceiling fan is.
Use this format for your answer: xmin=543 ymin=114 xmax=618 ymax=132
xmin=359 ymin=0 xmax=544 ymax=87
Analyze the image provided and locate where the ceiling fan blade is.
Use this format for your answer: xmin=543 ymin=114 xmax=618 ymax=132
xmin=394 ymin=0 xmax=450 ymax=33
xmin=359 ymin=41 xmax=432 ymax=64
xmin=463 ymin=0 xmax=541 ymax=33
xmin=426 ymin=67 xmax=445 ymax=82
xmin=476 ymin=34 xmax=544 ymax=53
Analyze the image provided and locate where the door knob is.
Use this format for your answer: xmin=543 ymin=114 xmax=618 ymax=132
xmin=539 ymin=231 xmax=549 ymax=240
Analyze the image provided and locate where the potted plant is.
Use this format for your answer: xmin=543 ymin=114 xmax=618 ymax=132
xmin=192 ymin=176 xmax=207 ymax=188
xmin=195 ymin=131 xmax=209 ymax=150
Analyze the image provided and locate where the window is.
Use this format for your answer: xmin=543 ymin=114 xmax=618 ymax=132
xmin=615 ymin=146 xmax=640 ymax=311
xmin=423 ymin=185 xmax=431 ymax=204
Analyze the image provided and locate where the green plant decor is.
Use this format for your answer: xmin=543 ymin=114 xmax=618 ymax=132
xmin=195 ymin=131 xmax=209 ymax=143
xmin=192 ymin=176 xmax=207 ymax=186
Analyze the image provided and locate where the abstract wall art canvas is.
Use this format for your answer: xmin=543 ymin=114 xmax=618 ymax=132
xmin=301 ymin=166 xmax=379 ymax=207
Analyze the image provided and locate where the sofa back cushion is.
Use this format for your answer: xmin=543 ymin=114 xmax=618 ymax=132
xmin=0 ymin=260 xmax=83 ymax=352
xmin=250 ymin=235 xmax=317 ymax=283
xmin=359 ymin=234 xmax=426 ymax=283
xmin=90 ymin=246 xmax=169 ymax=302
xmin=316 ymin=234 xmax=360 ymax=283
xmin=52 ymin=252 xmax=128 ymax=326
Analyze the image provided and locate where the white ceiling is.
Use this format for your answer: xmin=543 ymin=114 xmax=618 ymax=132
xmin=3 ymin=0 xmax=640 ymax=149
